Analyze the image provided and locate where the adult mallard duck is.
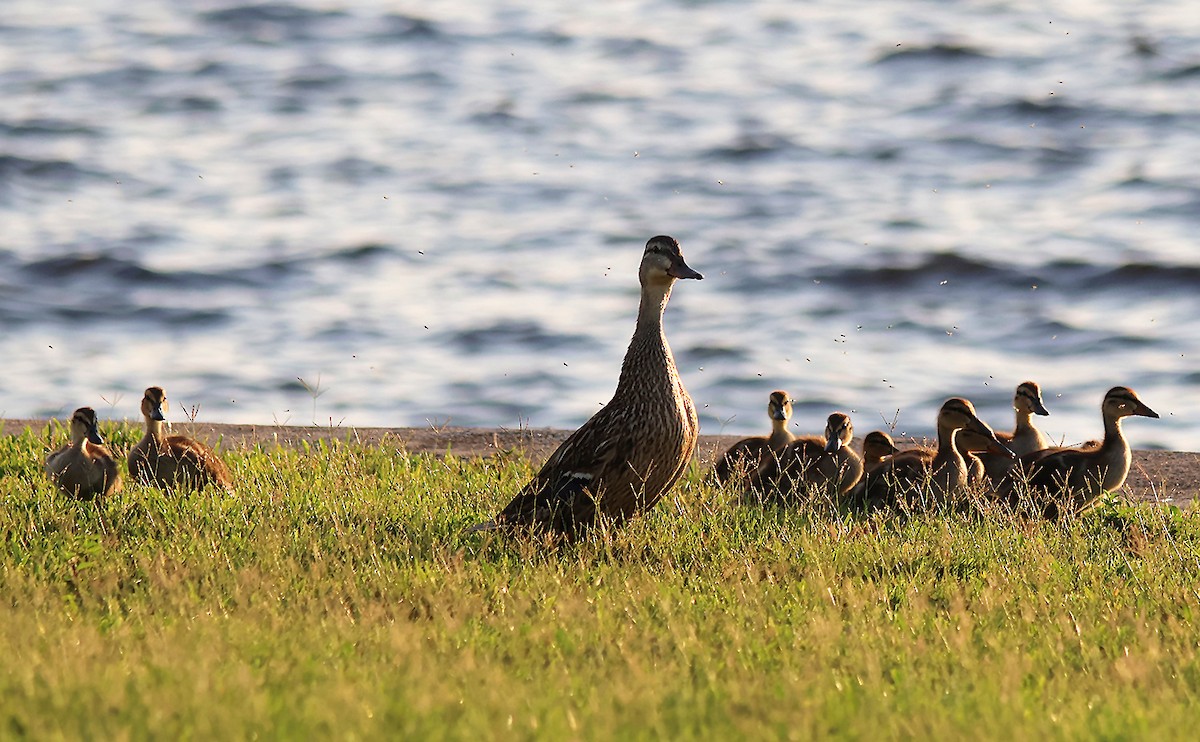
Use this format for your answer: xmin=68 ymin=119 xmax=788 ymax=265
xmin=128 ymin=386 xmax=234 ymax=492
xmin=976 ymin=380 xmax=1052 ymax=483
xmin=1005 ymin=386 xmax=1157 ymax=519
xmin=707 ymin=390 xmax=794 ymax=487
xmin=474 ymin=235 xmax=703 ymax=537
xmin=860 ymin=398 xmax=1012 ymax=511
xmin=757 ymin=412 xmax=862 ymax=501
xmin=44 ymin=407 xmax=122 ymax=500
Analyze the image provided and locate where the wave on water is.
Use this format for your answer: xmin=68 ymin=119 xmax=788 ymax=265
xmin=874 ymin=42 xmax=992 ymax=65
xmin=447 ymin=321 xmax=590 ymax=354
xmin=809 ymin=254 xmax=1200 ymax=295
xmin=0 ymin=241 xmax=409 ymax=328
xmin=199 ymin=4 xmax=349 ymax=42
xmin=0 ymin=119 xmax=99 ymax=138
xmin=0 ymin=155 xmax=92 ymax=190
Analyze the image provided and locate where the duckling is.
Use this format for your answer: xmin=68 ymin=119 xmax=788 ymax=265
xmin=955 ymin=428 xmax=1013 ymax=489
xmin=1006 ymin=386 xmax=1158 ymax=519
xmin=861 ymin=430 xmax=900 ymax=473
xmin=759 ymin=412 xmax=862 ymax=500
xmin=44 ymin=407 xmax=122 ymax=500
xmin=861 ymin=398 xmax=1012 ymax=511
xmin=708 ymin=390 xmax=794 ymax=487
xmin=474 ymin=235 xmax=703 ymax=537
xmin=976 ymin=381 xmax=1052 ymax=483
xmin=844 ymin=430 xmax=900 ymax=507
xmin=128 ymin=386 xmax=233 ymax=492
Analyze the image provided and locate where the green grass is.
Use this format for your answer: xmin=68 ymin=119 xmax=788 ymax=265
xmin=2 ymin=422 xmax=1199 ymax=739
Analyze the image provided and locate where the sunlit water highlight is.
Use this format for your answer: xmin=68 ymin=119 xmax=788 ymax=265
xmin=2 ymin=1 xmax=1198 ymax=450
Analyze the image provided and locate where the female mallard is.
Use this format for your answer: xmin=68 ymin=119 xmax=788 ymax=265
xmin=707 ymin=390 xmax=794 ymax=487
xmin=44 ymin=407 xmax=122 ymax=500
xmin=1006 ymin=386 xmax=1157 ymax=519
xmin=475 ymin=235 xmax=703 ymax=537
xmin=129 ymin=386 xmax=234 ymax=492
xmin=976 ymin=381 xmax=1051 ymax=483
xmin=757 ymin=412 xmax=862 ymax=501
xmin=861 ymin=398 xmax=1011 ymax=511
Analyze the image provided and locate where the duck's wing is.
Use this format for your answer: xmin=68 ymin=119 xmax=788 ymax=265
xmin=710 ymin=437 xmax=772 ymax=485
xmin=492 ymin=407 xmax=634 ymax=533
xmin=95 ymin=446 xmax=123 ymax=496
xmin=44 ymin=444 xmax=70 ymax=476
xmin=166 ymin=436 xmax=234 ymax=490
xmin=1024 ymin=447 xmax=1089 ymax=490
xmin=862 ymin=448 xmax=934 ymax=509
xmin=767 ymin=437 xmax=827 ymax=489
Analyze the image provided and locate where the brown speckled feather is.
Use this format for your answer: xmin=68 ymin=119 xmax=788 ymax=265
xmin=488 ymin=236 xmax=702 ymax=537
xmin=1005 ymin=386 xmax=1157 ymax=519
xmin=130 ymin=387 xmax=234 ymax=492
xmin=860 ymin=398 xmax=1008 ymax=511
xmin=44 ymin=407 xmax=122 ymax=500
xmin=708 ymin=390 xmax=794 ymax=487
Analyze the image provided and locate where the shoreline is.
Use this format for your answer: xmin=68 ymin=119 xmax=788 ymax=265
xmin=6 ymin=418 xmax=1196 ymax=506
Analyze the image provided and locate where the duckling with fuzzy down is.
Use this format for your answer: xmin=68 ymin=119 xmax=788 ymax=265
xmin=861 ymin=398 xmax=1012 ymax=511
xmin=861 ymin=430 xmax=900 ymax=474
xmin=129 ymin=386 xmax=234 ymax=492
xmin=1005 ymin=386 xmax=1157 ymax=519
xmin=708 ymin=390 xmax=795 ymax=487
xmin=976 ymin=381 xmax=1052 ymax=483
xmin=474 ymin=235 xmax=703 ymax=537
xmin=45 ymin=407 xmax=122 ymax=500
xmin=757 ymin=412 xmax=862 ymax=501
xmin=844 ymin=430 xmax=901 ymax=507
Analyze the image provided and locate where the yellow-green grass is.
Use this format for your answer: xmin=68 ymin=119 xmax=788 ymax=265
xmin=2 ymin=422 xmax=1198 ymax=739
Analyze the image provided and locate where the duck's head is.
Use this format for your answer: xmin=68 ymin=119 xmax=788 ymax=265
xmin=1103 ymin=386 xmax=1158 ymax=420
xmin=862 ymin=430 xmax=900 ymax=460
xmin=1015 ymin=380 xmax=1050 ymax=416
xmin=767 ymin=390 xmax=792 ymax=422
xmin=955 ymin=428 xmax=1011 ymax=455
xmin=938 ymin=397 xmax=1014 ymax=457
xmin=639 ymin=235 xmax=702 ymax=289
xmin=823 ymin=412 xmax=854 ymax=453
xmin=141 ymin=386 xmax=168 ymax=422
xmin=70 ymin=407 xmax=104 ymax=446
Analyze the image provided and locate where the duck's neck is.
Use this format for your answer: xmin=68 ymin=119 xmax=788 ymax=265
xmin=1013 ymin=408 xmax=1035 ymax=433
xmin=143 ymin=417 xmax=167 ymax=442
xmin=1100 ymin=412 xmax=1127 ymax=452
xmin=615 ymin=283 xmax=676 ymax=393
xmin=933 ymin=425 xmax=966 ymax=477
xmin=768 ymin=418 xmax=793 ymax=448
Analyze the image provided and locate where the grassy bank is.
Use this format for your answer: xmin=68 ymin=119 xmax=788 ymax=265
xmin=2 ymin=422 xmax=1199 ymax=739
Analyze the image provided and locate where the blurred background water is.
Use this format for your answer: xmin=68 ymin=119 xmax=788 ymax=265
xmin=2 ymin=0 xmax=1198 ymax=449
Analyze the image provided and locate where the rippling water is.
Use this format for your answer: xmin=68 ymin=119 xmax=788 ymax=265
xmin=2 ymin=0 xmax=1198 ymax=450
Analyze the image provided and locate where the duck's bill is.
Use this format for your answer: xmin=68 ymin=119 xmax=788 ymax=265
xmin=824 ymin=436 xmax=843 ymax=454
xmin=1033 ymin=399 xmax=1050 ymax=416
xmin=770 ymin=408 xmax=788 ymax=421
xmin=985 ymin=441 xmax=1013 ymax=456
xmin=970 ymin=420 xmax=1016 ymax=458
xmin=87 ymin=425 xmax=105 ymax=445
xmin=1134 ymin=400 xmax=1159 ymax=418
xmin=668 ymin=259 xmax=703 ymax=280
xmin=151 ymin=403 xmax=166 ymax=422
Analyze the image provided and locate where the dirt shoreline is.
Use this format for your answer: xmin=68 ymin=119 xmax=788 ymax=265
xmin=7 ymin=418 xmax=1197 ymax=506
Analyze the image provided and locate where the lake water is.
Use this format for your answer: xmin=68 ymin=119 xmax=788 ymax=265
xmin=2 ymin=0 xmax=1198 ymax=450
